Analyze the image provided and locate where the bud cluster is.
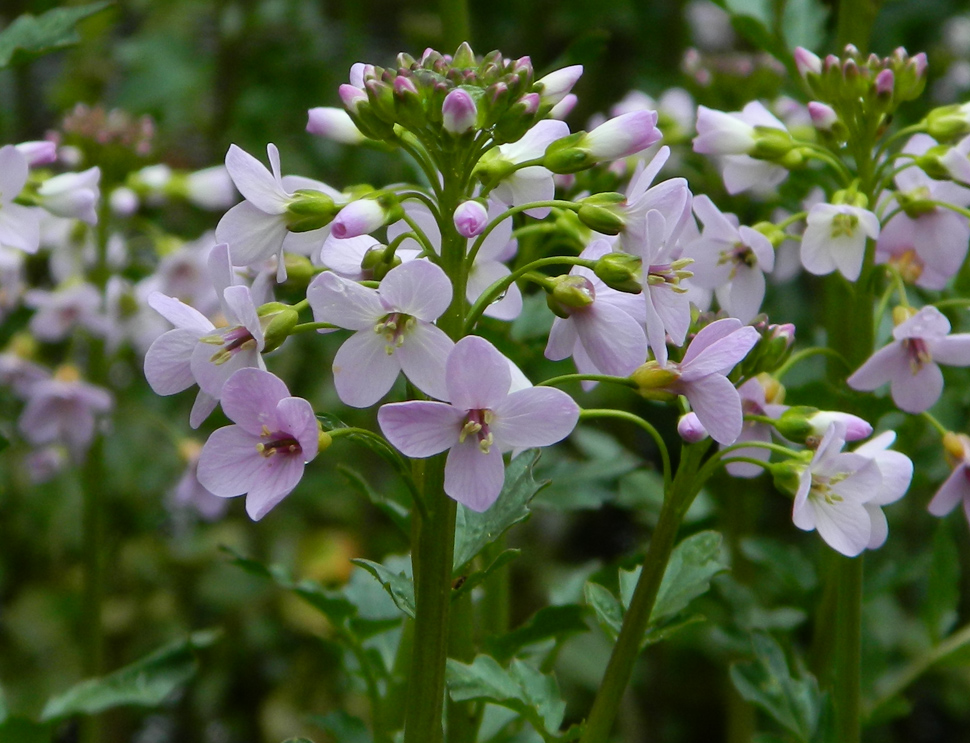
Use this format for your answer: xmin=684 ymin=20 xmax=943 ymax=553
xmin=340 ymin=42 xmax=572 ymax=146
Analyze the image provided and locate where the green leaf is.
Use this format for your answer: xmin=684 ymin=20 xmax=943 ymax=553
xmin=729 ymin=632 xmax=821 ymax=743
xmin=0 ymin=718 xmax=51 ymax=743
xmin=337 ymin=465 xmax=410 ymax=535
xmin=351 ymin=559 xmax=416 ymax=618
xmin=740 ymin=537 xmax=817 ymax=594
xmin=535 ymin=428 xmax=640 ymax=510
xmin=487 ymin=604 xmax=589 ymax=662
xmin=0 ymin=3 xmax=112 ymax=69
xmin=923 ymin=521 xmax=960 ymax=641
xmin=781 ymin=0 xmax=829 ymax=52
xmin=446 ymin=656 xmax=566 ymax=735
xmin=453 ymin=450 xmax=547 ymax=571
xmin=309 ymin=710 xmax=372 ymax=743
xmin=620 ymin=530 xmax=727 ymax=624
xmin=41 ymin=630 xmax=219 ymax=721
xmin=453 ymin=549 xmax=521 ymax=602
xmin=583 ymin=582 xmax=623 ymax=642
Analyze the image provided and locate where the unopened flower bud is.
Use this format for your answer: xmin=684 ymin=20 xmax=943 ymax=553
xmin=549 ymin=93 xmax=578 ymax=121
xmin=286 ymin=189 xmax=339 ymax=232
xmin=794 ymin=47 xmax=822 ymax=79
xmin=593 ymin=251 xmax=642 ymax=293
xmin=258 ymin=303 xmax=299 ymax=352
xmin=875 ymin=68 xmax=895 ymax=98
xmin=808 ymin=101 xmax=838 ymax=131
xmin=318 ymin=427 xmax=333 ymax=454
xmin=452 ymin=41 xmax=477 ymax=69
xmin=109 ymin=187 xmax=139 ymax=216
xmin=331 ymin=196 xmax=399 ymax=239
xmin=454 ymin=200 xmax=489 ymax=237
xmin=361 ymin=245 xmax=401 ymax=280
xmin=770 ymin=459 xmax=805 ymax=497
xmin=534 ymin=64 xmax=584 ymax=108
xmin=630 ymin=361 xmax=679 ymax=400
xmin=16 ymin=140 xmax=57 ymax=167
xmin=678 ymin=412 xmax=708 ymax=443
xmin=807 ymin=411 xmax=872 ymax=441
xmin=924 ymin=104 xmax=970 ymax=141
xmin=339 ymin=84 xmax=368 ymax=113
xmin=442 ymin=89 xmax=478 ymax=135
xmin=773 ymin=406 xmax=819 ymax=442
xmin=307 ymin=107 xmax=366 ymax=144
xmin=584 ymin=110 xmax=662 ymax=160
xmin=752 ymin=221 xmax=787 ymax=248
xmin=892 ymin=304 xmax=919 ymax=325
xmin=546 ymin=275 xmax=595 ymax=318
xmin=942 ymin=431 xmax=969 ymax=464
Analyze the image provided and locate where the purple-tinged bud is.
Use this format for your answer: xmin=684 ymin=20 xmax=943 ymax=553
xmin=453 ymin=200 xmax=489 ymax=238
xmin=535 ymin=64 xmax=584 ymax=107
xmin=516 ymin=92 xmax=540 ymax=116
xmin=16 ymin=140 xmax=57 ymax=167
xmin=339 ymin=84 xmax=367 ymax=113
xmin=911 ymin=52 xmax=928 ymax=78
xmin=875 ymin=68 xmax=894 ymax=97
xmin=331 ymin=198 xmax=391 ymax=239
xmin=843 ymin=58 xmax=860 ymax=81
xmin=583 ymin=110 xmax=662 ymax=160
xmin=823 ymin=54 xmax=840 ymax=72
xmin=807 ymin=411 xmax=872 ymax=441
xmin=394 ymin=75 xmax=419 ymax=97
xmin=452 ymin=41 xmax=476 ymax=69
xmin=348 ymin=62 xmax=367 ymax=88
xmin=794 ymin=47 xmax=822 ymax=78
xmin=808 ymin=101 xmax=838 ymax=131
xmin=843 ymin=43 xmax=860 ymax=58
xmin=307 ymin=107 xmax=366 ymax=144
xmin=364 ymin=79 xmax=396 ymax=122
xmin=549 ymin=93 xmax=578 ymax=120
xmin=442 ymin=89 xmax=478 ymax=135
xmin=678 ymin=412 xmax=709 ymax=443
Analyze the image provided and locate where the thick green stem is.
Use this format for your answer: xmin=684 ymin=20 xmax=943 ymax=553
xmin=579 ymin=442 xmax=710 ymax=743
xmin=835 ymin=556 xmax=863 ymax=743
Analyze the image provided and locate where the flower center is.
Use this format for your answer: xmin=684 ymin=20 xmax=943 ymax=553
xmin=255 ymin=425 xmax=302 ymax=457
xmin=889 ymin=248 xmax=924 ymax=283
xmin=459 ymin=408 xmax=495 ymax=453
xmin=830 ymin=212 xmax=859 ymax=239
xmin=809 ymin=472 xmax=849 ymax=505
xmin=903 ymin=336 xmax=932 ymax=374
xmin=203 ymin=325 xmax=258 ymax=365
xmin=646 ymin=258 xmax=693 ymax=293
xmin=374 ymin=312 xmax=416 ymax=355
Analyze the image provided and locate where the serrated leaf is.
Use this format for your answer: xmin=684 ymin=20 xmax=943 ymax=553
xmin=351 ymin=559 xmax=415 ymax=618
xmin=309 ymin=710 xmax=372 ymax=743
xmin=337 ymin=465 xmax=410 ymax=535
xmin=453 ymin=549 xmax=521 ymax=602
xmin=446 ymin=656 xmax=566 ymax=735
xmin=641 ymin=614 xmax=707 ymax=647
xmin=729 ymin=632 xmax=821 ymax=743
xmin=0 ymin=717 xmax=51 ymax=743
xmin=41 ymin=630 xmax=219 ymax=721
xmin=453 ymin=450 xmax=547 ymax=571
xmin=487 ymin=604 xmax=589 ymax=661
xmin=620 ymin=530 xmax=727 ymax=624
xmin=583 ymin=582 xmax=623 ymax=641
xmin=0 ymin=2 xmax=112 ymax=69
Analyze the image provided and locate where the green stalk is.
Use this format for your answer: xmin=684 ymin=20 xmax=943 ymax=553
xmin=79 ymin=435 xmax=105 ymax=743
xmin=439 ymin=0 xmax=470 ymax=55
xmin=579 ymin=442 xmax=710 ymax=743
xmin=835 ymin=0 xmax=882 ymax=54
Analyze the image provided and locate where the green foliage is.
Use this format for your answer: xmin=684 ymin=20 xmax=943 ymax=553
xmin=453 ymin=450 xmax=547 ymax=571
xmin=922 ymin=521 xmax=960 ymax=641
xmin=486 ymin=605 xmax=589 ymax=662
xmin=0 ymin=2 xmax=112 ymax=69
xmin=40 ymin=629 xmax=219 ymax=721
xmin=446 ymin=656 xmax=568 ymax=739
xmin=351 ymin=558 xmax=415 ymax=619
xmin=730 ymin=632 xmax=828 ymax=743
xmin=309 ymin=711 xmax=372 ymax=743
xmin=0 ymin=717 xmax=51 ymax=743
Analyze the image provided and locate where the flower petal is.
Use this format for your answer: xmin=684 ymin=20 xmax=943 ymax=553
xmin=395 ymin=321 xmax=454 ymax=401
xmin=444 ymin=439 xmax=506 ymax=512
xmin=379 ymin=260 xmax=452 ymax=321
xmin=445 ymin=336 xmax=512 ymax=411
xmin=490 ymin=387 xmax=579 ymax=448
xmin=683 ymin=373 xmax=743 ymax=445
xmin=378 ymin=400 xmax=464 ymax=456
xmin=307 ymin=271 xmax=383 ymax=330
xmin=221 ymin=367 xmax=290 ymax=435
xmin=332 ymin=329 xmax=401 ymax=407
xmin=225 ymin=144 xmax=289 ymax=213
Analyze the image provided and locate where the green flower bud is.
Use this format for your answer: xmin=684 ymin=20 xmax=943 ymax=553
xmin=260 ymin=306 xmax=300 ymax=353
xmin=925 ymin=105 xmax=970 ymax=142
xmin=630 ymin=361 xmax=679 ymax=400
xmin=769 ymin=459 xmax=805 ymax=498
xmin=543 ymin=132 xmax=592 ymax=174
xmin=285 ymin=189 xmax=339 ymax=232
xmin=749 ymin=126 xmax=795 ymax=161
xmin=361 ymin=246 xmax=402 ymax=280
xmin=772 ymin=406 xmax=820 ymax=443
xmin=546 ymin=275 xmax=595 ymax=318
xmin=283 ymin=254 xmax=316 ymax=285
xmin=593 ymin=252 xmax=642 ymax=294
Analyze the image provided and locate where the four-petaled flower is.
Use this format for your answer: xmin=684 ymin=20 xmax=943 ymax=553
xmin=197 ymin=367 xmax=320 ymax=520
xmin=378 ymin=336 xmax=580 ymax=511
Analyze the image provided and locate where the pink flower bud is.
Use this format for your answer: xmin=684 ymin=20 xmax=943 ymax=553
xmin=911 ymin=52 xmax=928 ymax=78
xmin=307 ymin=107 xmax=365 ymax=144
xmin=16 ymin=140 xmax=57 ymax=167
xmin=535 ymin=65 xmax=583 ymax=106
xmin=549 ymin=93 xmax=578 ymax=120
xmin=808 ymin=101 xmax=838 ymax=130
xmin=331 ymin=199 xmax=386 ymax=239
xmin=808 ymin=411 xmax=872 ymax=441
xmin=442 ymin=89 xmax=477 ymax=134
xmin=677 ymin=412 xmax=709 ymax=443
xmin=584 ymin=110 xmax=661 ymax=160
xmin=339 ymin=84 xmax=367 ymax=113
xmin=394 ymin=76 xmax=419 ymax=97
xmin=794 ymin=47 xmax=822 ymax=77
xmin=875 ymin=68 xmax=894 ymax=96
xmin=516 ymin=92 xmax=540 ymax=116
xmin=453 ymin=200 xmax=488 ymax=238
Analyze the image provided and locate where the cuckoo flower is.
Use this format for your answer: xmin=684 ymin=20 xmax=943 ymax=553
xmin=724 ymin=375 xmax=789 ymax=478
xmin=37 ymin=167 xmax=101 ymax=225
xmin=848 ymin=305 xmax=970 ymax=413
xmin=484 ymin=119 xmax=570 ymax=218
xmin=854 ymin=431 xmax=913 ymax=549
xmin=197 ymin=368 xmax=320 ymax=520
xmin=801 ymin=201 xmax=880 ymax=281
xmin=0 ymin=145 xmax=40 ymax=254
xmin=307 ymin=259 xmax=454 ymax=406
xmin=378 ymin=336 xmax=580 ymax=511
xmin=545 ymin=239 xmax=647 ymax=381
xmin=929 ymin=432 xmax=970 ymax=527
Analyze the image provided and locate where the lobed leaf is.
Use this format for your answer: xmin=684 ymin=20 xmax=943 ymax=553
xmin=0 ymin=3 xmax=112 ymax=69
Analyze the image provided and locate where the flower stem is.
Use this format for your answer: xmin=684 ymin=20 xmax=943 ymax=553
xmin=439 ymin=0 xmax=470 ymax=52
xmin=578 ymin=441 xmax=710 ymax=743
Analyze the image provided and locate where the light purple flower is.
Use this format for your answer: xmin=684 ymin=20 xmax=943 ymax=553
xmin=848 ymin=305 xmax=970 ymax=413
xmin=307 ymin=259 xmax=454 ymax=406
xmin=16 ymin=140 xmax=57 ymax=167
xmin=535 ymin=65 xmax=583 ymax=107
xmin=19 ymin=369 xmax=113 ymax=460
xmin=331 ymin=198 xmax=388 ymax=239
xmin=929 ymin=433 xmax=970 ymax=526
xmin=488 ymin=120 xmax=570 ymax=218
xmin=306 ymin=107 xmax=366 ymax=144
xmin=545 ymin=239 xmax=647 ymax=381
xmin=37 ymin=167 xmax=101 ymax=225
xmin=582 ymin=111 xmax=662 ymax=161
xmin=378 ymin=336 xmax=580 ymax=511
xmin=854 ymin=431 xmax=912 ymax=548
xmin=724 ymin=375 xmax=788 ymax=478
xmin=0 ymin=145 xmax=41 ymax=254
xmin=168 ymin=439 xmax=229 ymax=521
xmin=197 ymin=368 xmax=320 ymax=520
xmin=677 ymin=412 xmax=708 ymax=443
xmin=185 ymin=166 xmax=238 ymax=211
xmin=24 ymin=282 xmax=107 ymax=342
xmin=800 ymin=202 xmax=880 ymax=281
xmin=688 ymin=195 xmax=775 ymax=323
